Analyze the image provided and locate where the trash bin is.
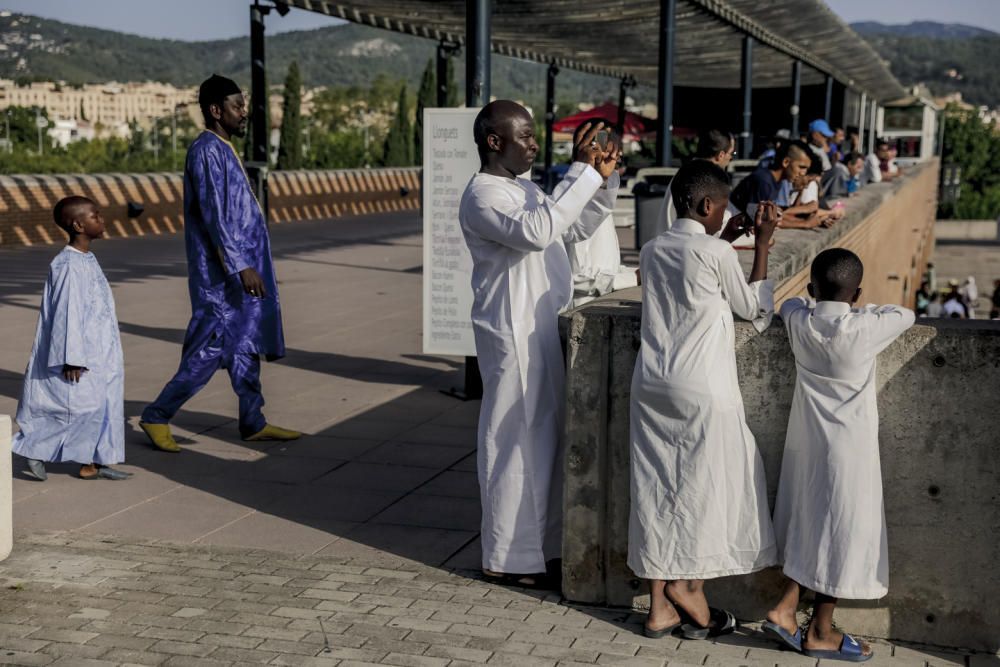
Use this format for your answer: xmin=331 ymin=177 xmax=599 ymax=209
xmin=633 ymin=180 xmax=670 ymax=249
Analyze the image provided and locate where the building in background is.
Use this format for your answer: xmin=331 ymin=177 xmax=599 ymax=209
xmin=0 ymin=79 xmax=196 ymax=140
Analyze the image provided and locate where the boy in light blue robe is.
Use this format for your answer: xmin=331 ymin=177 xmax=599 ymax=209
xmin=14 ymin=196 xmax=131 ymax=481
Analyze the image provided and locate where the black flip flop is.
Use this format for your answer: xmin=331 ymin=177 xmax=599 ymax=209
xmin=679 ymin=607 xmax=738 ymax=640
xmin=481 ymin=571 xmax=553 ymax=591
xmin=643 ymin=621 xmax=682 ymax=638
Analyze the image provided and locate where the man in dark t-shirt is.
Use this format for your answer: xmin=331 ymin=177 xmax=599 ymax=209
xmin=733 ymin=141 xmax=811 ymax=216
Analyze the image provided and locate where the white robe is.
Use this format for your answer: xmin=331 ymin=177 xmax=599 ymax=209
xmin=459 ymin=162 xmax=618 ymax=573
xmin=557 ymin=182 xmax=636 ymax=307
xmin=14 ymin=246 xmax=124 ymax=465
xmin=628 ymin=218 xmax=776 ymax=580
xmin=773 ymin=298 xmax=914 ymax=599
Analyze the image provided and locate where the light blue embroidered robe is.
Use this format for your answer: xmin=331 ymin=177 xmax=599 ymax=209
xmin=13 ymin=247 xmax=125 ymax=465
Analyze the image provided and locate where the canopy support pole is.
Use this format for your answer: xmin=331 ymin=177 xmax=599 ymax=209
xmin=740 ymin=36 xmax=754 ymax=159
xmin=617 ymin=75 xmax=635 ymax=139
xmin=452 ymin=0 xmax=492 ymax=402
xmin=544 ymin=63 xmax=559 ymax=194
xmin=466 ymin=0 xmax=491 ymax=107
xmin=436 ymin=40 xmax=459 ymax=107
xmin=824 ymin=74 xmax=834 ymax=123
xmin=655 ymin=0 xmax=676 ymax=166
xmin=249 ymin=2 xmax=269 ymax=221
xmin=858 ymin=91 xmax=867 ymax=153
xmin=790 ymin=60 xmax=802 ymax=137
xmin=868 ymin=101 xmax=878 ymax=154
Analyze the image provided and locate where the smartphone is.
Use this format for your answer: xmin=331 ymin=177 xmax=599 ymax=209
xmin=596 ymin=130 xmax=609 ymax=150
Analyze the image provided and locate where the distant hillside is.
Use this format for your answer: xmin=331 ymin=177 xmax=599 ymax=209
xmin=851 ymin=21 xmax=1000 ymax=108
xmin=851 ymin=21 xmax=997 ymax=40
xmin=0 ymin=12 xmax=613 ymax=110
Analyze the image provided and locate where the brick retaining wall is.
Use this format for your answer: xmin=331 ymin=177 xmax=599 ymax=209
xmin=0 ymin=168 xmax=421 ymax=247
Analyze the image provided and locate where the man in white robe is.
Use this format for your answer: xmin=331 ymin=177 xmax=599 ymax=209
xmin=763 ymin=248 xmax=914 ymax=661
xmin=459 ymin=101 xmax=621 ymax=585
xmin=628 ymin=161 xmax=779 ymax=638
xmin=14 ymin=196 xmax=130 ymax=482
xmin=559 ymin=124 xmax=636 ymax=307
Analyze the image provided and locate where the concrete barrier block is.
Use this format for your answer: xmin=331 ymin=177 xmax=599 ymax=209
xmin=0 ymin=415 xmax=11 ymax=561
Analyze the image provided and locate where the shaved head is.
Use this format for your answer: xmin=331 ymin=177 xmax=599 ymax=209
xmin=810 ymin=248 xmax=864 ymax=302
xmin=54 ymin=195 xmax=97 ymax=234
xmin=473 ymin=100 xmax=531 ymax=153
xmin=473 ymin=99 xmax=538 ymax=176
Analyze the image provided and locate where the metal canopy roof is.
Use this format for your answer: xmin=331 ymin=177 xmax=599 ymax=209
xmin=282 ymin=0 xmax=904 ymax=100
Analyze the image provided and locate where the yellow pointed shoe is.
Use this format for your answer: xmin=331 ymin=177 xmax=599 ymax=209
xmin=139 ymin=422 xmax=181 ymax=453
xmin=243 ymin=424 xmax=302 ymax=442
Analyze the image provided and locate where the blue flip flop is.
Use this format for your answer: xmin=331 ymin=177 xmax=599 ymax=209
xmin=802 ymin=633 xmax=873 ymax=662
xmin=760 ymin=620 xmax=803 ymax=652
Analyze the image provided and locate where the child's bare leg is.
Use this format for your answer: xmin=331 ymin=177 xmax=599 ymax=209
xmin=646 ymin=579 xmax=681 ymax=631
xmin=804 ymin=594 xmax=872 ymax=656
xmin=666 ymin=579 xmax=710 ymax=627
xmin=766 ymin=578 xmax=801 ymax=634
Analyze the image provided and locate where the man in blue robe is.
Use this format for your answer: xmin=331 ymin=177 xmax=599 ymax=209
xmin=140 ymin=75 xmax=300 ymax=451
xmin=15 ymin=196 xmax=131 ymax=481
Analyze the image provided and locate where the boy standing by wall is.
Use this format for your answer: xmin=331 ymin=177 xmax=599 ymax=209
xmin=14 ymin=196 xmax=130 ymax=481
xmin=763 ymin=248 xmax=915 ymax=661
xmin=628 ymin=161 xmax=780 ymax=638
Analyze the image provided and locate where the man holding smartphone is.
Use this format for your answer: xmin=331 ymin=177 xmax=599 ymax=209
xmin=560 ymin=121 xmax=634 ymax=306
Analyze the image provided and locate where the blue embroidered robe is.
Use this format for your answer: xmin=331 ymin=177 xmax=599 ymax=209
xmin=182 ymin=131 xmax=284 ymax=360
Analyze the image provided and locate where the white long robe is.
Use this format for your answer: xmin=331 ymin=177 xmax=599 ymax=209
xmin=628 ymin=218 xmax=775 ymax=580
xmin=14 ymin=246 xmax=124 ymax=465
xmin=773 ymin=298 xmax=914 ymax=599
xmin=459 ymin=162 xmax=618 ymax=573
xmin=559 ymin=197 xmax=637 ymax=307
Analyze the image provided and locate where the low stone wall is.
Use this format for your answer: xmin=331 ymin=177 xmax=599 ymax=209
xmin=563 ymin=305 xmax=1000 ymax=652
xmin=0 ymin=168 xmax=421 ymax=247
xmin=560 ymin=159 xmax=1000 ymax=651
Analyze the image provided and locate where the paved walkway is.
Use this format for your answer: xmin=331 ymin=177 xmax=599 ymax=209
xmin=0 ymin=534 xmax=986 ymax=667
xmin=0 ymin=214 xmax=992 ymax=665
xmin=0 ymin=213 xmax=481 ymax=569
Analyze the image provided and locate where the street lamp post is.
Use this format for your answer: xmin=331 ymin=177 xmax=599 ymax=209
xmin=35 ymin=108 xmax=43 ymax=155
xmin=152 ymin=118 xmax=159 ymax=164
xmin=172 ymin=106 xmax=178 ymax=171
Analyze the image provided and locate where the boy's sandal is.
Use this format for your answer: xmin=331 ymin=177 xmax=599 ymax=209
xmin=679 ymin=607 xmax=738 ymax=640
xmin=481 ymin=570 xmax=553 ymax=591
xmin=761 ymin=620 xmax=804 ymax=652
xmin=802 ymin=633 xmax=873 ymax=662
xmin=80 ymin=466 xmax=132 ymax=481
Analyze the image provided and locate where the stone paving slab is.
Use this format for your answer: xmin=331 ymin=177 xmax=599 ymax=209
xmin=0 ymin=534 xmax=990 ymax=667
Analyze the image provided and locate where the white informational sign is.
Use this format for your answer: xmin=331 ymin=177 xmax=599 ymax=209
xmin=422 ymin=108 xmax=481 ymax=356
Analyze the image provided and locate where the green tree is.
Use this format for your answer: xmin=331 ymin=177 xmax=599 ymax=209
xmin=382 ymin=84 xmax=413 ymax=167
xmin=277 ymin=61 xmax=303 ymax=170
xmin=939 ymin=104 xmax=1000 ymax=219
xmin=414 ymin=59 xmax=435 ymax=164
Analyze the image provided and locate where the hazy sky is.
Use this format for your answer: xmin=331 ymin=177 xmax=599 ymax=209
xmin=1 ymin=0 xmax=999 ymax=40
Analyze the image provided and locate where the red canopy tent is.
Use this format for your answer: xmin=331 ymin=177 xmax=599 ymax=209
xmin=552 ymin=103 xmax=696 ymax=143
xmin=552 ymin=103 xmax=652 ymax=142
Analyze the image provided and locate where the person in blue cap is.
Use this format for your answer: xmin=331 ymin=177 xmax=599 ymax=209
xmin=807 ymin=119 xmax=835 ymax=172
xmin=139 ymin=74 xmax=301 ymax=451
